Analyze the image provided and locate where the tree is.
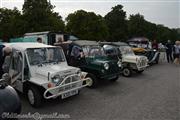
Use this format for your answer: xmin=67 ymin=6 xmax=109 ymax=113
xmin=66 ymin=10 xmax=109 ymax=41
xmin=0 ymin=8 xmax=24 ymax=41
xmin=104 ymin=5 xmax=128 ymax=42
xmin=128 ymin=13 xmax=158 ymax=40
xmin=128 ymin=14 xmax=147 ymax=38
xmin=156 ymin=24 xmax=171 ymax=43
xmin=22 ymin=0 xmax=64 ymax=32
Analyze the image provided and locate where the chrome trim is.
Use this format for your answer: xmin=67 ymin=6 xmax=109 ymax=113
xmin=43 ymin=74 xmax=90 ymax=99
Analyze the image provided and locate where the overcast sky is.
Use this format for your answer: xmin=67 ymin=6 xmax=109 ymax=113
xmin=0 ymin=0 xmax=179 ymax=28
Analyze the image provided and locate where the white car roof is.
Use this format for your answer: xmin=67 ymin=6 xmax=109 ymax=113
xmin=4 ymin=42 xmax=55 ymax=51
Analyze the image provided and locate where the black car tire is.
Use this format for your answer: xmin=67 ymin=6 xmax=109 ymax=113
xmin=27 ymin=86 xmax=43 ymax=108
xmin=122 ymin=68 xmax=132 ymax=77
xmin=86 ymin=73 xmax=98 ymax=88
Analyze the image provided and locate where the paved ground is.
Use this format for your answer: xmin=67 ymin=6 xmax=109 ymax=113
xmin=20 ymin=62 xmax=180 ymax=120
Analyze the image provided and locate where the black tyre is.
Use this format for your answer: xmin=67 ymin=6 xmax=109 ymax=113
xmin=122 ymin=68 xmax=132 ymax=77
xmin=27 ymin=86 xmax=43 ymax=108
xmin=86 ymin=73 xmax=98 ymax=88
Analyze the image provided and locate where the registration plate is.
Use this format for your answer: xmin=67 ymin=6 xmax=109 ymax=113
xmin=61 ymin=90 xmax=78 ymax=99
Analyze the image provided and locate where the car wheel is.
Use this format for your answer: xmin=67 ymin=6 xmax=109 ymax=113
xmin=86 ymin=73 xmax=98 ymax=88
xmin=122 ymin=68 xmax=132 ymax=77
xmin=27 ymin=86 xmax=42 ymax=108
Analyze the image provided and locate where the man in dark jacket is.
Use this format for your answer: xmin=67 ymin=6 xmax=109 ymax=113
xmin=165 ymin=40 xmax=173 ymax=63
xmin=0 ymin=45 xmax=12 ymax=78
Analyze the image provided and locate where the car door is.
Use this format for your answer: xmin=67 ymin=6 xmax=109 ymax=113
xmin=8 ymin=50 xmax=23 ymax=92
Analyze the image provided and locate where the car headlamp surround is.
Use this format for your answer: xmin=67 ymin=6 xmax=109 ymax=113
xmin=137 ymin=59 xmax=141 ymax=66
xmin=51 ymin=75 xmax=61 ymax=83
xmin=104 ymin=63 xmax=109 ymax=70
xmin=117 ymin=60 xmax=122 ymax=67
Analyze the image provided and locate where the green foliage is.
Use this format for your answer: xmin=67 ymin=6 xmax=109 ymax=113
xmin=0 ymin=0 xmax=65 ymax=42
xmin=66 ymin=10 xmax=109 ymax=41
xmin=22 ymin=0 xmax=65 ymax=32
xmin=0 ymin=8 xmax=25 ymax=41
xmin=0 ymin=3 xmax=179 ymax=43
xmin=127 ymin=13 xmax=180 ymax=43
xmin=104 ymin=5 xmax=128 ymax=42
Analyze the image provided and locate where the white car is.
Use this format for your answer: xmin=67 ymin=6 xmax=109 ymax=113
xmin=2 ymin=43 xmax=90 ymax=107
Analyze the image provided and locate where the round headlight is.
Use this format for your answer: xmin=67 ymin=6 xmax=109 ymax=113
xmin=117 ymin=61 xmax=122 ymax=67
xmin=51 ymin=75 xmax=60 ymax=83
xmin=104 ymin=63 xmax=109 ymax=70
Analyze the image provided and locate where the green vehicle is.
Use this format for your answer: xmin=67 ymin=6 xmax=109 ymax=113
xmin=68 ymin=40 xmax=121 ymax=88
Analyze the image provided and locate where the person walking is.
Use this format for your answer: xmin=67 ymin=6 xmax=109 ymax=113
xmin=0 ymin=45 xmax=12 ymax=78
xmin=173 ymin=41 xmax=180 ymax=65
xmin=165 ymin=40 xmax=174 ymax=63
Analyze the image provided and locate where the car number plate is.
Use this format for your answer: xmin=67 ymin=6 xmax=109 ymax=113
xmin=62 ymin=90 xmax=78 ymax=99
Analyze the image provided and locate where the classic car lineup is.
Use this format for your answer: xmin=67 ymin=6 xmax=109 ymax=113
xmin=0 ymin=34 xmax=161 ymax=110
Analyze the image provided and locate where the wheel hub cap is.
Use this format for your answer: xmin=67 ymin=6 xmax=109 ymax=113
xmin=28 ymin=90 xmax=35 ymax=105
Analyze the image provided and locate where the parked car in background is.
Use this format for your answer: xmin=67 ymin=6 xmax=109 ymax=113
xmin=2 ymin=43 xmax=90 ymax=107
xmin=127 ymin=37 xmax=160 ymax=64
xmin=67 ymin=40 xmax=121 ymax=88
xmin=100 ymin=42 xmax=148 ymax=77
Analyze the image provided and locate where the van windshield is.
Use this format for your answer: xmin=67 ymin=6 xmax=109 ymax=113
xmin=27 ymin=47 xmax=65 ymax=65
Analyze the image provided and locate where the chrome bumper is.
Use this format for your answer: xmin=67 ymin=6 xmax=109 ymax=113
xmin=43 ymin=74 xmax=90 ymax=99
xmin=137 ymin=65 xmax=148 ymax=70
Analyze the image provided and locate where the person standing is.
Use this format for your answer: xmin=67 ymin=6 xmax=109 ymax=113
xmin=173 ymin=41 xmax=180 ymax=65
xmin=152 ymin=39 xmax=159 ymax=50
xmin=165 ymin=40 xmax=174 ymax=63
xmin=0 ymin=45 xmax=12 ymax=78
